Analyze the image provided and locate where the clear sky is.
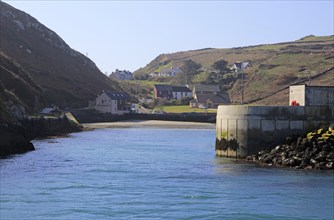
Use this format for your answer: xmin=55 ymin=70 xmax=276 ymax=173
xmin=3 ymin=0 xmax=334 ymax=73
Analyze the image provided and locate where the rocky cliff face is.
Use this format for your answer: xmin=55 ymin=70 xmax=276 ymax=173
xmin=0 ymin=2 xmax=122 ymax=108
xmin=0 ymin=80 xmax=34 ymax=157
xmin=0 ymin=2 xmax=121 ymax=157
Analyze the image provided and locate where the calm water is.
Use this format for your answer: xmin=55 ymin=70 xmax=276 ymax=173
xmin=1 ymin=127 xmax=333 ymax=220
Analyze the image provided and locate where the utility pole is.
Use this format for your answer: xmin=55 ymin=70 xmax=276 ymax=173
xmin=186 ymin=73 xmax=188 ymax=86
xmin=241 ymin=69 xmax=244 ymax=104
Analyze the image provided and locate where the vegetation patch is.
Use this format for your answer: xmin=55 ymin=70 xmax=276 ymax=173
xmin=216 ymin=138 xmax=239 ymax=151
xmin=157 ymin=105 xmax=217 ymax=113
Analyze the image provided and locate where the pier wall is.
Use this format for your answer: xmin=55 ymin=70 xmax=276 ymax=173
xmin=216 ymin=105 xmax=334 ymax=158
xmin=1 ymin=113 xmax=82 ymax=157
xmin=21 ymin=112 xmax=82 ymax=139
xmin=70 ymin=109 xmax=216 ymax=124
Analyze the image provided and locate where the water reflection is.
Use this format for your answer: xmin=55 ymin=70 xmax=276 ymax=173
xmin=213 ymin=156 xmax=258 ymax=174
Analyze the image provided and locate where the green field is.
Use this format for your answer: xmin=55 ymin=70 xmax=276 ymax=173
xmin=156 ymin=105 xmax=217 ymax=113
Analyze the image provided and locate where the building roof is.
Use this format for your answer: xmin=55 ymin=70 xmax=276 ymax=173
xmin=196 ymin=93 xmax=231 ymax=104
xmin=234 ymin=61 xmax=251 ymax=70
xmin=172 ymin=86 xmax=191 ymax=93
xmin=154 ymin=84 xmax=172 ymax=91
xmin=194 ymin=84 xmax=220 ymax=92
xmin=104 ymin=91 xmax=130 ymax=100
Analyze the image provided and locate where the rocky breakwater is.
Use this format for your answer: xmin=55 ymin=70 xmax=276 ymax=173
xmin=0 ymin=124 xmax=35 ymax=157
xmin=0 ymin=112 xmax=82 ymax=158
xmin=246 ymin=125 xmax=334 ymax=170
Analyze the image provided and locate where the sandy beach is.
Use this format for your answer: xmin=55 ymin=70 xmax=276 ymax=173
xmin=83 ymin=120 xmax=215 ymax=129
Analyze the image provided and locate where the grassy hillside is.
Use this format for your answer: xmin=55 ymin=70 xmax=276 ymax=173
xmin=0 ymin=2 xmax=122 ymax=109
xmin=134 ymin=35 xmax=334 ymax=105
xmin=0 ymin=52 xmax=43 ymax=112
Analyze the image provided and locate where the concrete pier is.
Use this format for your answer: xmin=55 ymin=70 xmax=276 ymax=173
xmin=216 ymin=105 xmax=334 ymax=158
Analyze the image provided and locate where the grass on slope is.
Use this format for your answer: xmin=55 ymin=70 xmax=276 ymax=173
xmin=157 ymin=105 xmax=217 ymax=113
xmin=118 ymin=80 xmax=158 ymax=98
xmin=134 ymin=35 xmax=333 ymax=106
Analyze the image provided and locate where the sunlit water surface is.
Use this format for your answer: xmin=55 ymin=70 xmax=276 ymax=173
xmin=1 ymin=128 xmax=333 ymax=220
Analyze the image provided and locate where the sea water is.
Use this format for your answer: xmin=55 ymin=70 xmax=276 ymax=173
xmin=1 ymin=127 xmax=333 ymax=220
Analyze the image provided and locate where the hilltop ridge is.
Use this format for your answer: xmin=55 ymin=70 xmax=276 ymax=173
xmin=134 ymin=35 xmax=334 ymax=105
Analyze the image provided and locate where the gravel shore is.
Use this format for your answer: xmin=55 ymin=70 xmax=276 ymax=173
xmin=83 ymin=120 xmax=216 ymax=129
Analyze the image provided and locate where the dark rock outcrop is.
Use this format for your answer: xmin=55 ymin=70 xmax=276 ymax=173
xmin=246 ymin=125 xmax=334 ymax=170
xmin=0 ymin=125 xmax=35 ymax=157
xmin=0 ymin=113 xmax=82 ymax=158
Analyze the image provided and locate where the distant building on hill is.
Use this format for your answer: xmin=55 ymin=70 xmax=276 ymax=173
xmin=95 ymin=91 xmax=131 ymax=114
xmin=110 ymin=69 xmax=133 ymax=80
xmin=153 ymin=84 xmax=192 ymax=100
xmin=190 ymin=84 xmax=231 ymax=108
xmin=149 ymin=66 xmax=182 ymax=78
xmin=232 ymin=61 xmax=252 ymax=74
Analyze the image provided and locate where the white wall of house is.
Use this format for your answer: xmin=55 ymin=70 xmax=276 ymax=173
xmin=172 ymin=91 xmax=192 ymax=100
xmin=95 ymin=93 xmax=115 ymax=113
xmin=95 ymin=92 xmax=128 ymax=114
xmin=95 ymin=93 xmax=111 ymax=106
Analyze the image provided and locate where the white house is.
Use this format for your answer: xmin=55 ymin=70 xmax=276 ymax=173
xmin=154 ymin=84 xmax=192 ymax=100
xmin=160 ymin=66 xmax=182 ymax=77
xmin=172 ymin=86 xmax=192 ymax=100
xmin=95 ymin=91 xmax=131 ymax=114
xmin=149 ymin=66 xmax=182 ymax=78
xmin=131 ymin=103 xmax=140 ymax=113
xmin=110 ymin=69 xmax=133 ymax=80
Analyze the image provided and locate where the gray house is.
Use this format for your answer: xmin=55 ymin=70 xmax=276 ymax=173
xmin=190 ymin=84 xmax=231 ymax=108
xmin=192 ymin=84 xmax=220 ymax=96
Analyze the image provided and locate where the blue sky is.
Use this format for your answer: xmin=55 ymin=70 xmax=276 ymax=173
xmin=4 ymin=1 xmax=334 ymax=73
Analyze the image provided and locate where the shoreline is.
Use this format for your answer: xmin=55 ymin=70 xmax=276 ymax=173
xmin=83 ymin=120 xmax=216 ymax=129
xmin=0 ymin=113 xmax=82 ymax=158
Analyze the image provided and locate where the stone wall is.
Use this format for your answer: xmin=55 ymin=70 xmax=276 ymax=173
xmin=70 ymin=109 xmax=216 ymax=123
xmin=0 ymin=113 xmax=82 ymax=158
xmin=216 ymin=105 xmax=334 ymax=158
